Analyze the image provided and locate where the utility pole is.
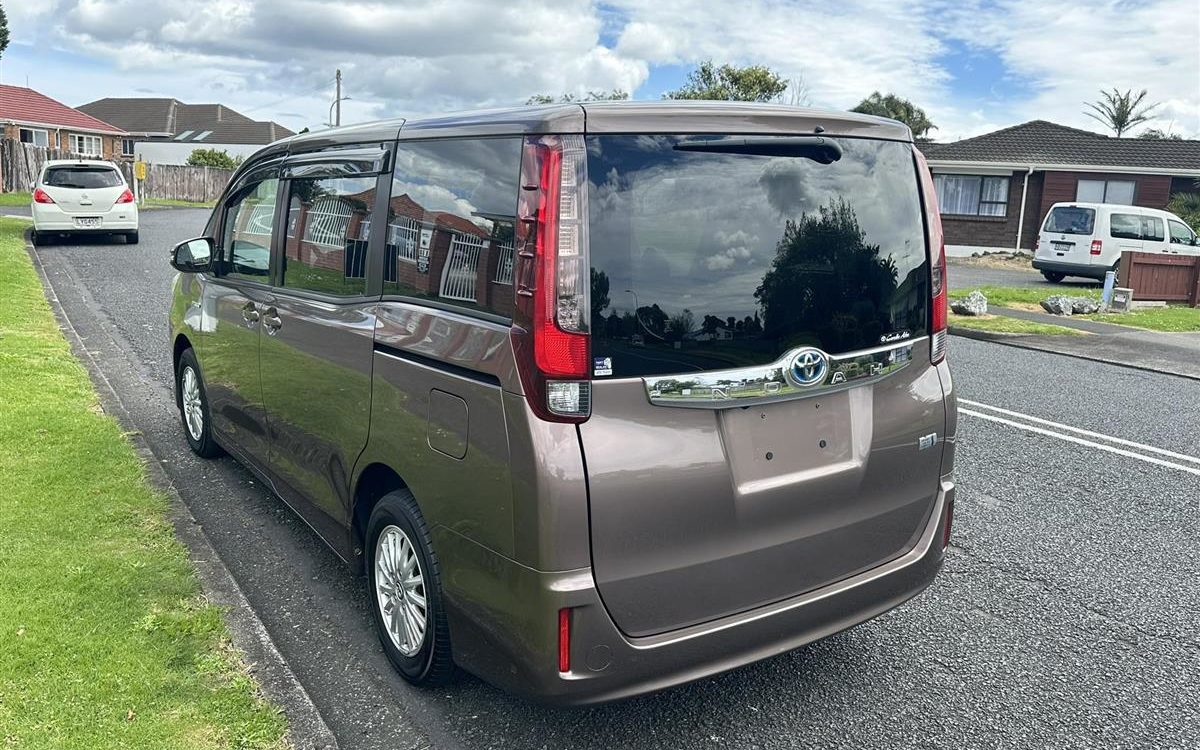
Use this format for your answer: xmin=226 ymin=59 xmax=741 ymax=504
xmin=335 ymin=69 xmax=342 ymax=127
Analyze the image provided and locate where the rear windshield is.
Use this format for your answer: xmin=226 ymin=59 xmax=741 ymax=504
xmin=43 ymin=166 xmax=123 ymax=189
xmin=1043 ymin=206 xmax=1095 ymax=235
xmin=586 ymin=135 xmax=928 ymax=378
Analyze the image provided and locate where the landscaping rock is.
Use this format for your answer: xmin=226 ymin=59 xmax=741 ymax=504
xmin=1041 ymin=295 xmax=1074 ymax=316
xmin=1070 ymin=298 xmax=1100 ymax=315
xmin=950 ymin=290 xmax=988 ymax=316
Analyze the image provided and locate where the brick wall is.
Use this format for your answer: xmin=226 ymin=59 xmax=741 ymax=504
xmin=1036 ymin=171 xmax=1172 ymax=231
xmin=939 ymin=169 xmax=1027 ymax=251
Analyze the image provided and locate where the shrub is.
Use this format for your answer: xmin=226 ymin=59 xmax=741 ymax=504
xmin=186 ymin=148 xmax=239 ymax=169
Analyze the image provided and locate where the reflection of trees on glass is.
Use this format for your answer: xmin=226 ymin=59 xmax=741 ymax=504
xmin=590 ymin=268 xmax=610 ymax=332
xmin=755 ymin=199 xmax=898 ymax=352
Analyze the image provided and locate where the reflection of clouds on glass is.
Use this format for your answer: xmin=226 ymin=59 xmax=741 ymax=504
xmin=392 ymin=138 xmax=520 ymax=223
xmin=393 ymin=180 xmax=486 ymax=228
xmin=587 ymin=135 xmax=926 ymax=324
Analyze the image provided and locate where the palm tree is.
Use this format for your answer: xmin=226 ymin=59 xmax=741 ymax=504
xmin=1084 ymin=88 xmax=1159 ymax=137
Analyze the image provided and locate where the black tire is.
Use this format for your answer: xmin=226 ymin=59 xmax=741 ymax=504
xmin=30 ymin=230 xmax=43 ymax=247
xmin=1041 ymin=271 xmax=1066 ymax=283
xmin=366 ymin=490 xmax=454 ymax=686
xmin=176 ymin=348 xmax=223 ymax=458
xmin=125 ymin=231 xmax=139 ymax=245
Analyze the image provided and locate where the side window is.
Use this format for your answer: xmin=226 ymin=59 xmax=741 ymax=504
xmin=1169 ymin=219 xmax=1195 ymax=244
xmin=221 ymin=178 xmax=278 ymax=280
xmin=384 ymin=137 xmax=522 ymax=318
xmin=280 ymin=176 xmax=375 ymax=296
xmin=1109 ymin=213 xmax=1142 ymax=240
xmin=1141 ymin=216 xmax=1165 ymax=243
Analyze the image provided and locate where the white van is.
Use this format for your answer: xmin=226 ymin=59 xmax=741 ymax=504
xmin=1032 ymin=202 xmax=1198 ymax=282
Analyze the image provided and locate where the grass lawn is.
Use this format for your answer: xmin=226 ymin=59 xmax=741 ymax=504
xmin=949 ymin=312 xmax=1084 ymax=336
xmin=953 ymin=286 xmax=1200 ymax=333
xmin=0 ymin=218 xmax=288 ymax=749
xmin=144 ymin=197 xmax=217 ymax=209
xmin=0 ymin=191 xmax=31 ymax=207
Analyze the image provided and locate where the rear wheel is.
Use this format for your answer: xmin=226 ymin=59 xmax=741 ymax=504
xmin=366 ymin=490 xmax=454 ymax=686
xmin=176 ymin=349 xmax=223 ymax=458
xmin=1041 ymin=271 xmax=1066 ymax=283
xmin=30 ymin=230 xmax=44 ymax=247
xmin=124 ymin=231 xmax=139 ymax=245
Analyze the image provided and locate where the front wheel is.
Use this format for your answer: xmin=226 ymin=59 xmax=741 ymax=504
xmin=366 ymin=490 xmax=454 ymax=686
xmin=1041 ymin=271 xmax=1066 ymax=283
xmin=176 ymin=349 xmax=223 ymax=458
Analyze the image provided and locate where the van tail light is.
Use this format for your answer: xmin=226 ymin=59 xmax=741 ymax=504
xmin=1090 ymin=239 xmax=1103 ymax=255
xmin=913 ymin=148 xmax=947 ymax=363
xmin=558 ymin=608 xmax=572 ymax=673
xmin=116 ymin=188 xmax=135 ymax=204
xmin=1034 ymin=238 xmax=1039 ymax=252
xmin=511 ymin=134 xmax=591 ymax=422
xmin=33 ymin=188 xmax=55 ymax=204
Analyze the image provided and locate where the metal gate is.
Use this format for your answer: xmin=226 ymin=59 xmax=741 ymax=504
xmin=439 ymin=234 xmax=486 ymax=302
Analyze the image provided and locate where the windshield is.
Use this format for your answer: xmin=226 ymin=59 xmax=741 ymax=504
xmin=1044 ymin=206 xmax=1096 ymax=235
xmin=44 ymin=166 xmax=123 ymax=190
xmin=586 ymin=135 xmax=929 ymax=378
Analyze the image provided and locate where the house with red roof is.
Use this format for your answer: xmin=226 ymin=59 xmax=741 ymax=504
xmin=0 ymin=84 xmax=127 ymax=160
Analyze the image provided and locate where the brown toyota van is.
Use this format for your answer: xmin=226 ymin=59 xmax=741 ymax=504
xmin=167 ymin=101 xmax=957 ymax=705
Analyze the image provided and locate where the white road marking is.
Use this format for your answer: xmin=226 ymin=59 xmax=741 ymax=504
xmin=961 ymin=398 xmax=1200 ymax=466
xmin=960 ymin=406 xmax=1200 ymax=477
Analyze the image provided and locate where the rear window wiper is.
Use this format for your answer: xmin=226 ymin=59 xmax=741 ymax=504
xmin=674 ymin=136 xmax=842 ymax=164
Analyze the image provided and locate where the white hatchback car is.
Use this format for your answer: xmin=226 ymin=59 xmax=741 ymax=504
xmin=1033 ymin=201 xmax=1198 ymax=282
xmin=31 ymin=160 xmax=139 ymax=246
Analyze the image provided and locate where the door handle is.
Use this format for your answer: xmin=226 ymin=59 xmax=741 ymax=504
xmin=241 ymin=302 xmax=260 ymax=325
xmin=262 ymin=307 xmax=283 ymax=335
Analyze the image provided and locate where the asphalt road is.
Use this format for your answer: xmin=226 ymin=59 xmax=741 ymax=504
xmin=29 ymin=210 xmax=1200 ymax=749
xmin=947 ymin=258 xmax=1101 ymax=291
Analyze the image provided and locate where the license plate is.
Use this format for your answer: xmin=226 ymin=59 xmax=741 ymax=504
xmin=1052 ymin=242 xmax=1071 ymax=253
xmin=75 ymin=217 xmax=102 ymax=229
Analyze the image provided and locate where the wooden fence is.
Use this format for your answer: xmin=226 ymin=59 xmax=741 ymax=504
xmin=0 ymin=139 xmax=233 ymax=203
xmin=1119 ymin=251 xmax=1200 ymax=306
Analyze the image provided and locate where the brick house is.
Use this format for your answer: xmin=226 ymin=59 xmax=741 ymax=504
xmin=918 ymin=121 xmax=1200 ymax=256
xmin=0 ymin=84 xmax=126 ymax=160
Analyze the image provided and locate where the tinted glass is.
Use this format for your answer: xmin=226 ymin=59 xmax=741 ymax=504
xmin=44 ymin=166 xmax=123 ymax=189
xmin=1044 ymin=207 xmax=1096 ymax=235
xmin=281 ymin=176 xmax=374 ymax=296
xmin=1110 ymin=213 xmax=1142 ymax=240
xmin=586 ymin=135 xmax=928 ymax=377
xmin=384 ymin=138 xmax=521 ymax=318
xmin=222 ymin=179 xmax=278 ymax=280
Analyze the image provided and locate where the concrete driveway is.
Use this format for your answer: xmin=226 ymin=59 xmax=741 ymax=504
xmin=27 ymin=210 xmax=1200 ymax=749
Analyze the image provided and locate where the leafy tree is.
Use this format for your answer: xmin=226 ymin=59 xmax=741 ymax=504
xmin=663 ymin=60 xmax=788 ymax=102
xmin=1084 ymin=88 xmax=1159 ymax=137
xmin=851 ymin=92 xmax=936 ymax=138
xmin=590 ymin=268 xmax=611 ymax=331
xmin=1168 ymin=192 xmax=1200 ymax=233
xmin=755 ymin=198 xmax=898 ymax=352
xmin=665 ymin=308 xmax=695 ymax=341
xmin=527 ymin=89 xmax=629 ymax=105
xmin=186 ymin=148 xmax=239 ymax=169
xmin=0 ymin=3 xmax=9 ymax=61
xmin=1137 ymin=128 xmax=1181 ymax=140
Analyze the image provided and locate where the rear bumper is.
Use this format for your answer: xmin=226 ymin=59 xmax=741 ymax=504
xmin=1031 ymin=258 xmax=1108 ymax=279
xmin=32 ymin=202 xmax=139 ymax=233
xmin=438 ymin=480 xmax=953 ymax=705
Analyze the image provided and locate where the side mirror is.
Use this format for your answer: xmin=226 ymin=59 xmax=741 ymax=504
xmin=171 ymin=237 xmax=214 ymax=273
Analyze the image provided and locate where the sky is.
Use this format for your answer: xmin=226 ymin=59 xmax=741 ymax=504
xmin=3 ymin=0 xmax=1198 ymax=142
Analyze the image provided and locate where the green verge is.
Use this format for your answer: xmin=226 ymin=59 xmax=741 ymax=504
xmin=0 ymin=218 xmax=288 ymax=750
xmin=0 ymin=192 xmax=32 ymax=207
xmin=949 ymin=312 xmax=1084 ymax=336
xmin=954 ymin=286 xmax=1200 ymax=333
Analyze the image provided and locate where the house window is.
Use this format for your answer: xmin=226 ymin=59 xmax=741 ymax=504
xmin=1077 ymin=179 xmax=1135 ymax=205
xmin=121 ymin=139 xmax=135 ymax=157
xmin=933 ymin=174 xmax=1009 ymax=217
xmin=18 ymin=128 xmax=49 ymax=148
xmin=68 ymin=134 xmax=103 ymax=157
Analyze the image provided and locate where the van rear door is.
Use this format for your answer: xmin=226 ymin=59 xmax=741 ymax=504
xmin=578 ymin=134 xmax=946 ymax=637
xmin=1039 ymin=205 xmax=1099 ymax=265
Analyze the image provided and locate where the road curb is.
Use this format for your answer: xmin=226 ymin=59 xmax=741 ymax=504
xmin=949 ymin=326 xmax=1200 ymax=382
xmin=24 ymin=229 xmax=340 ymax=750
